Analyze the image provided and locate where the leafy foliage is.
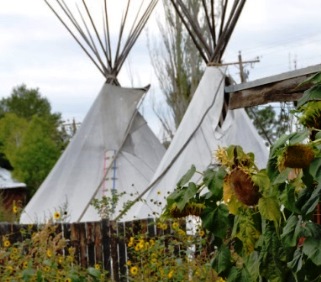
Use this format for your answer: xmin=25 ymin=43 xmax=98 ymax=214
xmin=163 ymin=73 xmax=321 ymax=281
xmin=0 ymin=223 xmax=107 ymax=281
xmin=0 ymin=85 xmax=67 ymax=197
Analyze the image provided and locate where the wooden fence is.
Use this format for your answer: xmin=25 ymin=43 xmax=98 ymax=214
xmin=0 ymin=218 xmax=185 ymax=281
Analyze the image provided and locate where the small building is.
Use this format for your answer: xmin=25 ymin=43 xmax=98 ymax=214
xmin=0 ymin=167 xmax=27 ymax=211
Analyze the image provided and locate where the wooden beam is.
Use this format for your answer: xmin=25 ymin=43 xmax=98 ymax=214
xmin=226 ymin=64 xmax=321 ymax=109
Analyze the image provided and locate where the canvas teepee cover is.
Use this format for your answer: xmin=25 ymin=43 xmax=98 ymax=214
xmin=118 ymin=0 xmax=269 ymax=221
xmin=20 ymin=0 xmax=164 ymax=223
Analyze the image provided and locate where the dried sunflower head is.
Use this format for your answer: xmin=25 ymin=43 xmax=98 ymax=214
xmin=278 ymin=143 xmax=315 ymax=170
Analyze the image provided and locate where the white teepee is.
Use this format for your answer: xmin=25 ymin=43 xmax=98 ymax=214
xmin=20 ymin=0 xmax=165 ymax=223
xmin=117 ymin=0 xmax=269 ymax=221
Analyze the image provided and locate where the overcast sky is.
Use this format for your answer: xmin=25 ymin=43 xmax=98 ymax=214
xmin=1 ymin=1 xmax=321 ymax=136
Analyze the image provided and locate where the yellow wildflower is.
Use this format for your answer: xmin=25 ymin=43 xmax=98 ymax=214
xmin=65 ymin=278 xmax=72 ymax=282
xmin=130 ymin=266 xmax=138 ymax=276
xmin=6 ymin=265 xmax=13 ymax=273
xmin=149 ymin=239 xmax=155 ymax=246
xmin=199 ymin=230 xmax=205 ymax=237
xmin=95 ymin=264 xmax=101 ymax=270
xmin=66 ymin=255 xmax=74 ymax=262
xmin=158 ymin=222 xmax=168 ymax=230
xmin=138 ymin=239 xmax=145 ymax=250
xmin=57 ymin=255 xmax=64 ymax=264
xmin=46 ymin=249 xmax=53 ymax=258
xmin=128 ymin=237 xmax=135 ymax=247
xmin=3 ymin=240 xmax=11 ymax=248
xmin=177 ymin=229 xmax=185 ymax=236
xmin=126 ymin=260 xmax=132 ymax=266
xmin=53 ymin=211 xmax=61 ymax=220
xmin=168 ymin=270 xmax=174 ymax=279
xmin=68 ymin=247 xmax=75 ymax=255
xmin=10 ymin=253 xmax=18 ymax=260
xmin=12 ymin=205 xmax=19 ymax=214
xmin=23 ymin=261 xmax=28 ymax=268
xmin=172 ymin=222 xmax=179 ymax=229
xmin=43 ymin=265 xmax=51 ymax=272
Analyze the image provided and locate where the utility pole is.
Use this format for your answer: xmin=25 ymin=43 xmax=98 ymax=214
xmin=237 ymin=51 xmax=260 ymax=83
xmin=209 ymin=51 xmax=260 ymax=83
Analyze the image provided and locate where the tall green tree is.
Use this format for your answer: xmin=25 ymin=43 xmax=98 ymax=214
xmin=0 ymin=85 xmax=67 ymax=196
xmin=0 ymin=113 xmax=28 ymax=167
xmin=13 ymin=116 xmax=61 ymax=196
xmin=1 ymin=84 xmax=53 ymax=120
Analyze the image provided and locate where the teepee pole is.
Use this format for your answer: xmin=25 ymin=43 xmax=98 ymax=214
xmin=44 ymin=0 xmax=106 ymax=77
xmin=103 ymin=0 xmax=112 ymax=68
xmin=81 ymin=0 xmax=109 ymax=65
xmin=170 ymin=0 xmax=209 ymax=63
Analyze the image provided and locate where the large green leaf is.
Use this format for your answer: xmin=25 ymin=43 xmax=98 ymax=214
xmin=302 ymin=237 xmax=321 ymax=265
xmin=258 ymin=197 xmax=281 ymax=224
xmin=279 ymin=183 xmax=299 ymax=213
xmin=297 ymin=85 xmax=321 ymax=108
xmin=252 ymin=170 xmax=270 ymax=195
xmin=215 ymin=245 xmax=232 ymax=274
xmin=87 ymin=267 xmax=101 ymax=277
xmin=303 ymin=221 xmax=321 ymax=238
xmin=298 ymin=72 xmax=321 ymax=87
xmin=272 ymin=168 xmax=291 ymax=185
xmin=226 ymin=267 xmax=251 ymax=282
xmin=244 ymin=251 xmax=260 ymax=281
xmin=281 ymin=215 xmax=302 ymax=247
xmin=287 ymin=248 xmax=304 ymax=273
xmin=165 ymin=188 xmax=185 ymax=210
xmin=180 ymin=182 xmax=198 ymax=209
xmin=227 ymin=266 xmax=240 ymax=282
xmin=204 ymin=167 xmax=226 ymax=201
xmin=308 ymin=157 xmax=321 ymax=181
xmin=201 ymin=204 xmax=229 ymax=238
xmin=177 ymin=165 xmax=196 ymax=188
xmin=300 ymin=185 xmax=321 ymax=216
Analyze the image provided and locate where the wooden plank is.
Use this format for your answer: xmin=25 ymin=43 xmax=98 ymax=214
xmin=101 ymin=219 xmax=112 ymax=277
xmin=62 ymin=223 xmax=71 ymax=257
xmin=70 ymin=223 xmax=81 ymax=266
xmin=86 ymin=222 xmax=95 ymax=267
xmin=117 ymin=221 xmax=127 ymax=282
xmin=94 ymin=221 xmax=102 ymax=265
xmin=147 ymin=218 xmax=156 ymax=237
xmin=110 ymin=221 xmax=120 ymax=282
xmin=226 ymin=64 xmax=321 ymax=109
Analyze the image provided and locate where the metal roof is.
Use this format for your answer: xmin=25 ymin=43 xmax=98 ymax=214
xmin=0 ymin=168 xmax=26 ymax=190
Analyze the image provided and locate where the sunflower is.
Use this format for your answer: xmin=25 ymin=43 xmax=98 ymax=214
xmin=12 ymin=205 xmax=19 ymax=214
xmin=46 ymin=249 xmax=53 ymax=258
xmin=3 ymin=240 xmax=11 ymax=248
xmin=53 ymin=211 xmax=61 ymax=220
xmin=199 ymin=230 xmax=205 ymax=237
xmin=130 ymin=266 xmax=138 ymax=276
xmin=172 ymin=222 xmax=179 ymax=230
